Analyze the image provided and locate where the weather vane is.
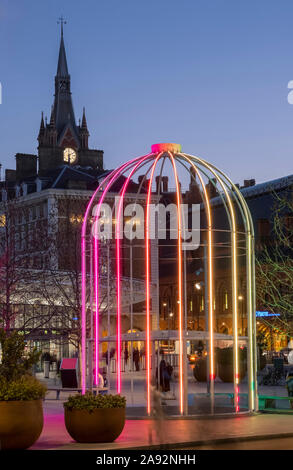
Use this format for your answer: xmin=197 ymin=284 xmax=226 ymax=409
xmin=57 ymin=16 xmax=67 ymax=36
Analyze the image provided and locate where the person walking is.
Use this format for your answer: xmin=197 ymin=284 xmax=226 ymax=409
xmin=164 ymin=362 xmax=173 ymax=393
xmin=124 ymin=347 xmax=129 ymax=371
xmin=124 ymin=347 xmax=129 ymax=365
xmin=159 ymin=355 xmax=168 ymax=392
xmin=148 ymin=379 xmax=165 ymax=446
xmin=133 ymin=348 xmax=140 ymax=371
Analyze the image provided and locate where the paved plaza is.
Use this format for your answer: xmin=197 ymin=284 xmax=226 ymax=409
xmin=38 ymin=365 xmax=290 ymax=410
xmin=29 ymin=368 xmax=293 ymax=450
xmin=31 ymin=399 xmax=293 ymax=450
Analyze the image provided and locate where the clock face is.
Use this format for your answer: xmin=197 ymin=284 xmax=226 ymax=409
xmin=63 ymin=147 xmax=77 ymax=164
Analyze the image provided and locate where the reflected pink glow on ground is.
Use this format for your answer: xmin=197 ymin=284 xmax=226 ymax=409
xmin=30 ymin=401 xmax=292 ymax=450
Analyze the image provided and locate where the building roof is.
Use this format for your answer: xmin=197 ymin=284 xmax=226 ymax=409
xmin=210 ymin=173 xmax=293 ymax=207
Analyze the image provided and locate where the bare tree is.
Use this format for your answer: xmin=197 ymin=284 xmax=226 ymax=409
xmin=0 ymin=199 xmax=36 ymax=331
xmin=256 ymin=189 xmax=293 ymax=337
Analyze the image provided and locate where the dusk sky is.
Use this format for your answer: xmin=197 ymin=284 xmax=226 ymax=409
xmin=0 ymin=0 xmax=293 ymax=185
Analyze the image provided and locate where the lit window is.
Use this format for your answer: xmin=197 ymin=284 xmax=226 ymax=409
xmin=224 ymin=292 xmax=228 ymax=310
xmin=0 ymin=214 xmax=6 ymax=227
xmin=200 ymin=295 xmax=204 ymax=312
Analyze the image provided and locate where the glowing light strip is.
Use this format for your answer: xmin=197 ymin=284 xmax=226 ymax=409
xmin=178 ymin=154 xmax=214 ymax=387
xmin=93 ymin=157 xmax=153 ymax=393
xmin=199 ymin=159 xmax=256 ymax=410
xmin=81 ymin=168 xmax=123 ymax=394
xmin=167 ymin=151 xmax=184 ymax=414
xmin=182 ymin=153 xmax=239 ymax=410
xmin=94 ymin=232 xmax=99 ymax=385
xmin=187 ymin=155 xmax=256 ymax=410
xmin=146 ymin=152 xmax=163 ymax=415
xmin=93 ymin=169 xmax=135 ymax=390
xmin=81 ymin=156 xmax=151 ymax=394
xmin=115 ymin=155 xmax=153 ymax=394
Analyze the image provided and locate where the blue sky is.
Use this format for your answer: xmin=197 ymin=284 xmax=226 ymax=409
xmin=0 ymin=0 xmax=292 ymax=185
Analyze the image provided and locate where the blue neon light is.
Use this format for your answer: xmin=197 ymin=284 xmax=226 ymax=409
xmin=256 ymin=311 xmax=281 ymax=317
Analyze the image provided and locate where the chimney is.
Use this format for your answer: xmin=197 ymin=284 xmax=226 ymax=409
xmin=155 ymin=176 xmax=162 ymax=194
xmin=16 ymin=154 xmax=37 ymax=181
xmin=243 ymin=179 xmax=256 ymax=188
xmin=206 ymin=178 xmax=217 ymax=199
xmin=162 ymin=176 xmax=168 ymax=192
xmin=5 ymin=169 xmax=16 ymax=182
xmin=190 ymin=166 xmax=196 ymax=185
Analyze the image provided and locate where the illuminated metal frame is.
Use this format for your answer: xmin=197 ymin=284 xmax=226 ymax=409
xmin=81 ymin=144 xmax=258 ymax=414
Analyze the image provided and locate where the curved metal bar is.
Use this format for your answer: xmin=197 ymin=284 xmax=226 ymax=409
xmin=166 ymin=151 xmax=184 ymax=414
xmin=115 ymin=155 xmax=155 ymax=393
xmin=92 ymin=158 xmax=151 ymax=388
xmin=145 ymin=152 xmax=164 ymax=414
xmin=176 ymin=153 xmax=215 ymax=412
xmin=181 ymin=153 xmax=240 ymax=412
xmin=81 ymin=154 xmax=152 ymax=393
xmin=184 ymin=154 xmax=257 ymax=411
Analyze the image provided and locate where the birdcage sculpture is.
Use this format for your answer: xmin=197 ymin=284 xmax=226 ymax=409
xmin=81 ymin=143 xmax=258 ymax=415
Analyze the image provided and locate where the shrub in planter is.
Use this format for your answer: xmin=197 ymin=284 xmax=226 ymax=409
xmin=217 ymin=347 xmax=247 ymax=383
xmin=193 ymin=357 xmax=207 ymax=382
xmin=64 ymin=392 xmax=126 ymax=443
xmin=0 ymin=329 xmax=46 ymax=450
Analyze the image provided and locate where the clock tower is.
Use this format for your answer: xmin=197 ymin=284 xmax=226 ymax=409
xmin=38 ymin=21 xmax=103 ymax=176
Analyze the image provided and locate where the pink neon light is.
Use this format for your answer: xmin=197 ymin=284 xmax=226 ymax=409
xmin=81 ymin=156 xmax=151 ymax=394
xmin=81 ymin=169 xmax=118 ymax=394
xmin=91 ymin=170 xmax=125 ymax=388
xmin=92 ymin=164 xmax=140 ymax=392
xmin=151 ymin=143 xmax=182 ymax=154
xmin=168 ymin=152 xmax=184 ymax=415
xmin=236 ymin=384 xmax=240 ymax=412
xmin=145 ymin=153 xmax=163 ymax=415
xmin=115 ymin=155 xmax=153 ymax=394
xmin=94 ymin=236 xmax=99 ymax=385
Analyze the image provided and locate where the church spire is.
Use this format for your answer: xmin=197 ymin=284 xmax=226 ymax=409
xmin=57 ymin=16 xmax=69 ymax=77
xmin=53 ymin=18 xmax=79 ymax=147
xmin=39 ymin=111 xmax=45 ymax=131
xmin=79 ymin=107 xmax=89 ymax=149
xmin=81 ymin=107 xmax=88 ymax=130
xmin=47 ymin=106 xmax=57 ymax=146
xmin=49 ymin=105 xmax=56 ymax=127
xmin=38 ymin=112 xmax=45 ymax=145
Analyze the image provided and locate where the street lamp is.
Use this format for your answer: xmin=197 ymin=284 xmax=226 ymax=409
xmin=162 ymin=302 xmax=167 ymax=321
xmin=195 ymin=281 xmax=204 ymax=291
